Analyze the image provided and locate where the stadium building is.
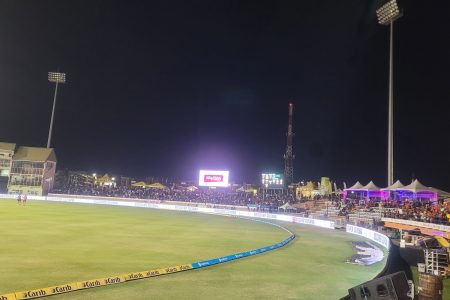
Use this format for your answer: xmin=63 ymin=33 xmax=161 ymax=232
xmin=0 ymin=143 xmax=57 ymax=196
xmin=0 ymin=142 xmax=16 ymax=192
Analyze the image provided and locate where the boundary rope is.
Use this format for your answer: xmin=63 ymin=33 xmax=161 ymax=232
xmin=0 ymin=202 xmax=295 ymax=300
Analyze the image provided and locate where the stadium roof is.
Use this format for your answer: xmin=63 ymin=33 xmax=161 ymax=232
xmin=13 ymin=146 xmax=57 ymax=162
xmin=0 ymin=142 xmax=16 ymax=152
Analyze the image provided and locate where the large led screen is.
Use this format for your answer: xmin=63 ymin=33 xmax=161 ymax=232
xmin=199 ymin=170 xmax=230 ymax=187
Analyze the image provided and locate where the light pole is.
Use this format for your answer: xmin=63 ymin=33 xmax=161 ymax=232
xmin=376 ymin=0 xmax=402 ymax=186
xmin=47 ymin=71 xmax=66 ymax=148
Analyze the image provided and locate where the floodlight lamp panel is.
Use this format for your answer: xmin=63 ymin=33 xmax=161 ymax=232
xmin=48 ymin=71 xmax=66 ymax=83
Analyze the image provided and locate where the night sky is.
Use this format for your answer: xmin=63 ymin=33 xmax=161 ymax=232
xmin=0 ymin=1 xmax=449 ymax=190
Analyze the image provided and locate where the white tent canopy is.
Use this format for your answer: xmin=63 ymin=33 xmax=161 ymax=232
xmin=279 ymin=202 xmax=296 ymax=210
xmin=186 ymin=185 xmax=198 ymax=192
xmin=361 ymin=181 xmax=381 ymax=191
xmin=382 ymin=180 xmax=404 ymax=191
xmin=430 ymin=187 xmax=450 ymax=199
xmin=400 ymin=179 xmax=434 ymax=193
xmin=346 ymin=181 xmax=364 ymax=191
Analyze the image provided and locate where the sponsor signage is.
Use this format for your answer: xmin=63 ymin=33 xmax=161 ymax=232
xmin=15 ymin=282 xmax=79 ymax=300
xmin=0 ymin=194 xmax=336 ymax=230
xmin=346 ymin=224 xmax=390 ymax=250
xmin=382 ymin=217 xmax=450 ymax=233
xmin=198 ymin=170 xmax=229 ymax=187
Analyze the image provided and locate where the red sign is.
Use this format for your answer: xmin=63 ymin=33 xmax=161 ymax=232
xmin=204 ymin=175 xmax=223 ymax=182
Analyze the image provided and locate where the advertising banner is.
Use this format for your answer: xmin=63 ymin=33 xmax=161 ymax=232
xmin=198 ymin=170 xmax=229 ymax=187
xmin=382 ymin=217 xmax=450 ymax=233
xmin=0 ymin=294 xmax=17 ymax=300
xmin=14 ymin=282 xmax=78 ymax=300
xmin=346 ymin=224 xmax=390 ymax=250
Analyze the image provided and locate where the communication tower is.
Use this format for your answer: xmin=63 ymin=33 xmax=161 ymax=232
xmin=283 ymin=102 xmax=295 ymax=186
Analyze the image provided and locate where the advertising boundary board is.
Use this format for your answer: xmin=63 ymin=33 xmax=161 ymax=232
xmin=346 ymin=224 xmax=390 ymax=250
xmin=0 ymin=196 xmax=295 ymax=299
xmin=382 ymin=217 xmax=450 ymax=233
xmin=2 ymin=194 xmax=335 ymax=229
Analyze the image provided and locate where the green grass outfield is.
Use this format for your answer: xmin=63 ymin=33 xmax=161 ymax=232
xmin=0 ymin=199 xmax=387 ymax=300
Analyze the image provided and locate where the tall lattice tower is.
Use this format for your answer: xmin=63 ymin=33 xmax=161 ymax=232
xmin=283 ymin=102 xmax=295 ymax=186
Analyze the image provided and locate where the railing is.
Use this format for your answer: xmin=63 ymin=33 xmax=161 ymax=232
xmin=382 ymin=217 xmax=450 ymax=233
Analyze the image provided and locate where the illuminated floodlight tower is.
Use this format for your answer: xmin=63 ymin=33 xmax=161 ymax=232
xmin=47 ymin=71 xmax=66 ymax=148
xmin=376 ymin=0 xmax=402 ymax=186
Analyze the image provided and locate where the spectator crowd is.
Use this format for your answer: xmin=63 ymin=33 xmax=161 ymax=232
xmin=53 ymin=183 xmax=450 ymax=225
xmin=336 ymin=198 xmax=450 ymax=226
xmin=53 ymin=183 xmax=297 ymax=212
xmin=382 ymin=200 xmax=450 ymax=225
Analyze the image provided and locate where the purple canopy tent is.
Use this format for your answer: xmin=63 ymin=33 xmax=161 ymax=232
xmin=343 ymin=181 xmax=386 ymax=202
xmin=395 ymin=179 xmax=438 ymax=205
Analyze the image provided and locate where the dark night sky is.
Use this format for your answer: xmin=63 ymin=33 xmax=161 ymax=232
xmin=0 ymin=1 xmax=449 ymax=189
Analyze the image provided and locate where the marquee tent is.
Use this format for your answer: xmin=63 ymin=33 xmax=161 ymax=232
xmin=361 ymin=181 xmax=385 ymax=200
xmin=279 ymin=202 xmax=296 ymax=211
xmin=395 ymin=179 xmax=437 ymax=203
xmin=381 ymin=180 xmax=405 ymax=191
xmin=381 ymin=180 xmax=405 ymax=201
xmin=344 ymin=181 xmax=375 ymax=201
xmin=361 ymin=181 xmax=381 ymax=191
xmin=431 ymin=188 xmax=450 ymax=200
xmin=131 ymin=181 xmax=147 ymax=187
xmin=95 ymin=174 xmax=116 ymax=187
xmin=344 ymin=179 xmax=447 ymax=204
xmin=343 ymin=181 xmax=386 ymax=201
xmin=346 ymin=181 xmax=364 ymax=191
xmin=147 ymin=182 xmax=168 ymax=189
xmin=186 ymin=185 xmax=198 ymax=192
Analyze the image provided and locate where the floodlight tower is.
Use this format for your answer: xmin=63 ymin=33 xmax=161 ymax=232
xmin=376 ymin=0 xmax=402 ymax=186
xmin=283 ymin=102 xmax=295 ymax=186
xmin=47 ymin=71 xmax=66 ymax=148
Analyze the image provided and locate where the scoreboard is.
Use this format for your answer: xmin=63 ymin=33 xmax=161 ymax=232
xmin=261 ymin=173 xmax=284 ymax=189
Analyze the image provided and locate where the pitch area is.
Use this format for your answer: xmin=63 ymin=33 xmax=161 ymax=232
xmin=0 ymin=199 xmax=386 ymax=299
